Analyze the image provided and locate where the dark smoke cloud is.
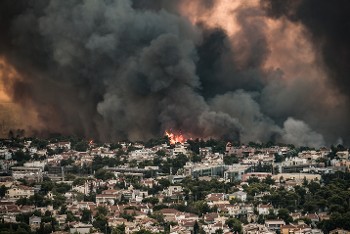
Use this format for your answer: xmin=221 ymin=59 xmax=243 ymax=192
xmin=196 ymin=5 xmax=272 ymax=99
xmin=0 ymin=0 xmax=240 ymax=142
xmin=0 ymin=0 xmax=348 ymax=147
xmin=262 ymin=0 xmax=350 ymax=103
xmin=261 ymin=0 xmax=350 ymax=145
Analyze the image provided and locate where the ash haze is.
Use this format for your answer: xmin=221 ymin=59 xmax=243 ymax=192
xmin=0 ymin=0 xmax=349 ymax=147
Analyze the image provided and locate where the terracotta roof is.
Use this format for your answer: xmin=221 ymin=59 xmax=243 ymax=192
xmin=160 ymin=208 xmax=179 ymax=215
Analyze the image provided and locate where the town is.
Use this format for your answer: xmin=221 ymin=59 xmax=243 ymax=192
xmin=0 ymin=134 xmax=349 ymax=234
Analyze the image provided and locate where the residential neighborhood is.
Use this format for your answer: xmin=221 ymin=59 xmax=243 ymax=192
xmin=0 ymin=136 xmax=349 ymax=234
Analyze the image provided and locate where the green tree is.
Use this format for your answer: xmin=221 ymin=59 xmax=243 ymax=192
xmin=224 ymin=154 xmax=239 ymax=165
xmin=226 ymin=218 xmax=242 ymax=233
xmin=16 ymin=213 xmax=31 ymax=224
xmin=257 ymin=215 xmax=265 ymax=224
xmin=156 ymin=150 xmax=166 ymax=157
xmin=247 ymin=177 xmax=260 ymax=184
xmin=193 ymin=221 xmax=200 ymax=234
xmin=133 ymin=230 xmax=154 ymax=234
xmin=96 ymin=206 xmax=108 ymax=216
xmin=74 ymin=141 xmax=89 ymax=152
xmin=80 ymin=209 xmax=92 ymax=223
xmin=41 ymin=180 xmax=55 ymax=194
xmin=113 ymin=224 xmax=126 ymax=234
xmin=60 ymin=158 xmax=74 ymax=166
xmin=65 ymin=174 xmax=76 ymax=181
xmin=0 ymin=185 xmax=8 ymax=198
xmin=278 ymin=209 xmax=293 ymax=224
xmin=37 ymin=223 xmax=53 ymax=234
xmin=110 ymin=143 xmax=122 ymax=150
xmin=30 ymin=138 xmax=48 ymax=150
xmin=95 ymin=169 xmax=115 ymax=180
xmin=191 ymin=154 xmax=202 ymax=163
xmin=12 ymin=150 xmax=31 ymax=163
xmin=54 ymin=183 xmax=71 ymax=194
xmin=158 ymin=178 xmax=170 ymax=189
xmin=194 ymin=201 xmax=210 ymax=215
xmin=274 ymin=153 xmax=284 ymax=163
xmin=52 ymin=193 xmax=66 ymax=209
xmin=149 ymin=212 xmax=164 ymax=223
xmin=66 ymin=212 xmax=78 ymax=222
xmin=73 ymin=178 xmax=86 ymax=186
xmin=307 ymin=181 xmax=321 ymax=194
xmin=93 ymin=214 xmax=108 ymax=233
xmin=263 ymin=175 xmax=275 ymax=185
xmin=142 ymin=197 xmax=159 ymax=206
xmin=266 ymin=209 xmax=277 ymax=220
xmin=29 ymin=193 xmax=51 ymax=207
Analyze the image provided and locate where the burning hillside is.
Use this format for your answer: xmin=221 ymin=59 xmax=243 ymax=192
xmin=165 ymin=130 xmax=186 ymax=145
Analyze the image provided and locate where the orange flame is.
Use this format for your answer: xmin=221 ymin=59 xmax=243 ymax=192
xmin=0 ymin=57 xmax=19 ymax=102
xmin=165 ymin=130 xmax=185 ymax=145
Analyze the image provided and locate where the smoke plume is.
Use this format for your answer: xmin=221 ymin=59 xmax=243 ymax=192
xmin=0 ymin=0 xmax=349 ymax=147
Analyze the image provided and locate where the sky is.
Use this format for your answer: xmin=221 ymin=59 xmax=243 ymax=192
xmin=0 ymin=0 xmax=349 ymax=147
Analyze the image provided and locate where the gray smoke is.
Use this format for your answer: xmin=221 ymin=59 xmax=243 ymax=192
xmin=0 ymin=0 xmax=348 ymax=147
xmin=281 ymin=117 xmax=325 ymax=148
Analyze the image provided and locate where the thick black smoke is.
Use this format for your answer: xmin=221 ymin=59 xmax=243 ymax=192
xmin=0 ymin=0 xmax=240 ymax=141
xmin=0 ymin=0 xmax=348 ymax=147
xmin=260 ymin=0 xmax=350 ymax=145
xmin=262 ymin=0 xmax=350 ymax=102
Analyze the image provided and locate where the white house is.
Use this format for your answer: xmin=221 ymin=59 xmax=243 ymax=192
xmin=70 ymin=222 xmax=93 ymax=234
xmin=258 ymin=204 xmax=274 ymax=215
xmin=165 ymin=186 xmax=183 ymax=196
xmin=29 ymin=215 xmax=41 ymax=226
xmin=265 ymin=220 xmax=286 ymax=231
xmin=231 ymin=191 xmax=247 ymax=202
xmin=172 ymin=145 xmax=188 ymax=156
xmin=6 ymin=185 xmax=34 ymax=199
xmin=96 ymin=189 xmax=121 ymax=205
